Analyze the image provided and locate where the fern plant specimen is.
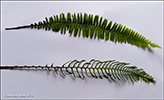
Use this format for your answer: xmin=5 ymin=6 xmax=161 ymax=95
xmin=0 ymin=59 xmax=156 ymax=84
xmin=3 ymin=12 xmax=159 ymax=84
xmin=5 ymin=12 xmax=161 ymax=49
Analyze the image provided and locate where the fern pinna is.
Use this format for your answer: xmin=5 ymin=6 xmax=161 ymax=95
xmin=0 ymin=59 xmax=156 ymax=84
xmin=5 ymin=12 xmax=161 ymax=49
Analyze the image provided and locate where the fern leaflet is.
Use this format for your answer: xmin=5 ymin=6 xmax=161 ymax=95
xmin=0 ymin=59 xmax=156 ymax=84
xmin=5 ymin=12 xmax=161 ymax=49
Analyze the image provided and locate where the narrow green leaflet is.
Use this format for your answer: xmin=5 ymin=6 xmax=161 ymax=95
xmin=5 ymin=12 xmax=161 ymax=49
xmin=0 ymin=59 xmax=156 ymax=84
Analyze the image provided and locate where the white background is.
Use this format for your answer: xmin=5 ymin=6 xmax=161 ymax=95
xmin=1 ymin=1 xmax=163 ymax=99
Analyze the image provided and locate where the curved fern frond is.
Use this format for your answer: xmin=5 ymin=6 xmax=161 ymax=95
xmin=0 ymin=59 xmax=156 ymax=84
xmin=5 ymin=12 xmax=161 ymax=49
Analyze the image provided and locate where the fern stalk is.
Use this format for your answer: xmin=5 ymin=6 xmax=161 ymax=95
xmin=5 ymin=25 xmax=31 ymax=30
xmin=0 ymin=59 xmax=156 ymax=84
xmin=5 ymin=12 xmax=161 ymax=49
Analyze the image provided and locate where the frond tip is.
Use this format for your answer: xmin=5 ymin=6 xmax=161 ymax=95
xmin=5 ymin=12 xmax=161 ymax=49
xmin=0 ymin=59 xmax=156 ymax=84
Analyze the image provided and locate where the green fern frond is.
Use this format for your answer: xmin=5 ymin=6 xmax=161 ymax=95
xmin=5 ymin=12 xmax=161 ymax=49
xmin=0 ymin=59 xmax=156 ymax=84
